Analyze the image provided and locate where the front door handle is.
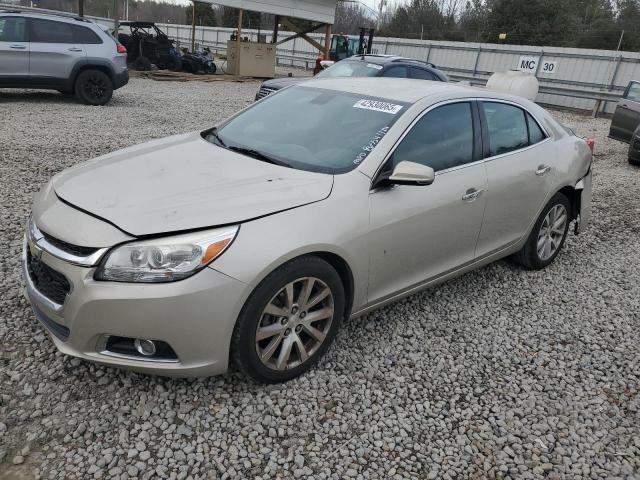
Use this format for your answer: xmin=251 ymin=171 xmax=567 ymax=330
xmin=68 ymin=47 xmax=83 ymax=52
xmin=9 ymin=44 xmax=26 ymax=49
xmin=536 ymin=165 xmax=551 ymax=176
xmin=462 ymin=188 xmax=484 ymax=202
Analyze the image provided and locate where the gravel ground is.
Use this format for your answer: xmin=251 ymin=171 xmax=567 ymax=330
xmin=1 ymin=79 xmax=639 ymax=480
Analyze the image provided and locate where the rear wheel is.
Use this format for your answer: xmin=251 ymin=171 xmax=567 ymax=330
xmin=74 ymin=69 xmax=113 ymax=106
xmin=231 ymin=256 xmax=345 ymax=383
xmin=513 ymin=193 xmax=571 ymax=270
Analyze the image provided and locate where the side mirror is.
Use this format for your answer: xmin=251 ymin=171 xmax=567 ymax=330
xmin=388 ymin=161 xmax=435 ymax=186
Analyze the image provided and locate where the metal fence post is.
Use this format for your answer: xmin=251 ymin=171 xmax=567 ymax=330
xmin=534 ymin=49 xmax=544 ymax=77
xmin=472 ymin=46 xmax=481 ymax=75
xmin=602 ymin=55 xmax=623 ymax=115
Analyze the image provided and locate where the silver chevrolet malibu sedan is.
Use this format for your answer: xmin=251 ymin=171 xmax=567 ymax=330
xmin=23 ymin=78 xmax=592 ymax=383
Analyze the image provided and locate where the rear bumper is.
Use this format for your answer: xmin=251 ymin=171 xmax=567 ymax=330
xmin=113 ymin=69 xmax=129 ymax=89
xmin=575 ymin=168 xmax=592 ymax=233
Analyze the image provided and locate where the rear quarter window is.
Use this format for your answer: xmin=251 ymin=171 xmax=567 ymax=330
xmin=73 ymin=25 xmax=103 ymax=44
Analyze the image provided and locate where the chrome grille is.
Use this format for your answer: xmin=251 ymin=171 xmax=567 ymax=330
xmin=41 ymin=231 xmax=98 ymax=257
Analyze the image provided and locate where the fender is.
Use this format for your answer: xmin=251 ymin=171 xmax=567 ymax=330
xmin=67 ymin=58 xmax=115 ymax=90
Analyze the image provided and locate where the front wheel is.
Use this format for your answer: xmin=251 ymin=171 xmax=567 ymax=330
xmin=513 ymin=193 xmax=571 ymax=270
xmin=231 ymin=256 xmax=345 ymax=383
xmin=74 ymin=70 xmax=113 ymax=105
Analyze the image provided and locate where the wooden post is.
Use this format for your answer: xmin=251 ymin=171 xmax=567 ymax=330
xmin=323 ymin=24 xmax=331 ymax=60
xmin=235 ymin=8 xmax=243 ymax=80
xmin=78 ymin=0 xmax=84 ymax=17
xmin=272 ymin=15 xmax=279 ymax=43
xmin=191 ymin=1 xmax=196 ymax=52
xmin=112 ymin=0 xmax=119 ymax=35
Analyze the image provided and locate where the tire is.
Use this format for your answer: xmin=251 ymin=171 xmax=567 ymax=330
xmin=512 ymin=192 xmax=571 ymax=270
xmin=231 ymin=256 xmax=345 ymax=383
xmin=629 ymin=155 xmax=640 ymax=166
xmin=204 ymin=62 xmax=217 ymax=74
xmin=74 ymin=69 xmax=113 ymax=106
xmin=133 ymin=56 xmax=152 ymax=71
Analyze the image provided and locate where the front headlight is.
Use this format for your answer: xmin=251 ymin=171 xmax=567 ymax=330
xmin=94 ymin=226 xmax=238 ymax=283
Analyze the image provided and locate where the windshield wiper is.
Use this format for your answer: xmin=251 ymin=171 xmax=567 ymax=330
xmin=206 ymin=128 xmax=226 ymax=148
xmin=228 ymin=146 xmax=291 ymax=168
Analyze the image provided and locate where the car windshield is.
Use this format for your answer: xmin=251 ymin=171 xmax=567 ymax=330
xmin=210 ymin=86 xmax=407 ymax=174
xmin=316 ymin=60 xmax=382 ymax=79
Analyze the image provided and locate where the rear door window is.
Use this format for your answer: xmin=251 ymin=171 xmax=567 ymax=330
xmin=382 ymin=66 xmax=407 ymax=78
xmin=30 ymin=18 xmax=73 ymax=43
xmin=73 ymin=25 xmax=102 ymax=44
xmin=409 ymin=67 xmax=436 ymax=80
xmin=482 ymin=102 xmax=529 ymax=156
xmin=391 ymin=102 xmax=475 ymax=171
xmin=0 ymin=17 xmax=27 ymax=42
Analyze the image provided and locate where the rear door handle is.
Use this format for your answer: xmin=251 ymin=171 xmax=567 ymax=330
xmin=462 ymin=188 xmax=484 ymax=202
xmin=68 ymin=47 xmax=83 ymax=52
xmin=9 ymin=44 xmax=26 ymax=49
xmin=536 ymin=165 xmax=551 ymax=176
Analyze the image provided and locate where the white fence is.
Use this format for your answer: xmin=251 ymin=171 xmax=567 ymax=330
xmin=3 ymin=2 xmax=635 ymax=114
xmin=159 ymin=23 xmax=640 ymax=114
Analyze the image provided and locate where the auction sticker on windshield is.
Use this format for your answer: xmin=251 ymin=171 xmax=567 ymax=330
xmin=353 ymin=99 xmax=403 ymax=114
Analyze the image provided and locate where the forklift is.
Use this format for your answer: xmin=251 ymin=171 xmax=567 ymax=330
xmin=328 ymin=27 xmax=374 ymax=61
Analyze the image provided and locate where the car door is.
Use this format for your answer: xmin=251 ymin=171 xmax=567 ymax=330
xmin=0 ymin=16 xmax=29 ymax=77
xmin=475 ymin=101 xmax=555 ymax=258
xmin=28 ymin=18 xmax=85 ymax=81
xmin=609 ymin=81 xmax=640 ymax=143
xmin=367 ymin=101 xmax=488 ymax=303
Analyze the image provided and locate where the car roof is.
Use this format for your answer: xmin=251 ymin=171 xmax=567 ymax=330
xmin=341 ymin=55 xmax=439 ymax=70
xmin=0 ymin=9 xmax=95 ymax=25
xmin=297 ymin=77 xmax=515 ymax=105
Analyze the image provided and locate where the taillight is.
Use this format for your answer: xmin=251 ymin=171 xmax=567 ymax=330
xmin=586 ymin=138 xmax=595 ymax=153
xmin=117 ymin=43 xmax=126 ymax=54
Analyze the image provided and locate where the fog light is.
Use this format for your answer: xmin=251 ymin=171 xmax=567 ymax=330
xmin=134 ymin=338 xmax=157 ymax=356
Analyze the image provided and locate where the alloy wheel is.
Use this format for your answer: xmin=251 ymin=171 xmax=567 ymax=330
xmin=537 ymin=204 xmax=568 ymax=261
xmin=255 ymin=277 xmax=334 ymax=371
xmin=83 ymin=74 xmax=107 ymax=102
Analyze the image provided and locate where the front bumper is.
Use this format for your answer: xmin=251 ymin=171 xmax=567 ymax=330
xmin=21 ymin=234 xmax=248 ymax=377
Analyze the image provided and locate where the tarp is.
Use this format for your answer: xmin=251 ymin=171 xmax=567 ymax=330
xmin=200 ymin=0 xmax=337 ymax=24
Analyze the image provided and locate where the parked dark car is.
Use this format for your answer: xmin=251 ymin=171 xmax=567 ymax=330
xmin=609 ymin=80 xmax=640 ymax=164
xmin=255 ymin=54 xmax=448 ymax=100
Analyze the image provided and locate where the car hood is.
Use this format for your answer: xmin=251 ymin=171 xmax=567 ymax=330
xmin=262 ymin=76 xmax=306 ymax=90
xmin=53 ymin=132 xmax=333 ymax=236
